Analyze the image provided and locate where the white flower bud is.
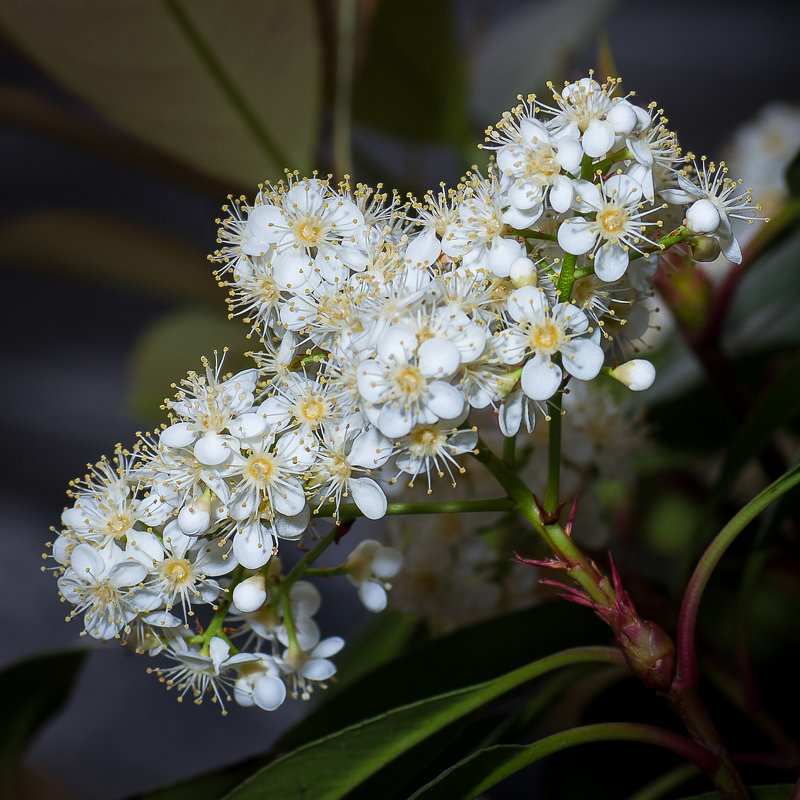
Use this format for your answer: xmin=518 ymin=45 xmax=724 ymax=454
xmin=609 ymin=360 xmax=656 ymax=391
xmin=177 ymin=495 xmax=212 ymax=535
xmin=233 ymin=573 xmax=268 ymax=613
xmin=509 ymin=257 xmax=537 ymax=287
xmin=685 ymin=198 xmax=721 ymax=234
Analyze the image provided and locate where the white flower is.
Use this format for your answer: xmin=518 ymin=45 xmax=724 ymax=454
xmin=153 ymin=636 xmax=258 ymax=712
xmin=356 ymin=323 xmax=465 ymax=438
xmin=234 ymin=654 xmax=287 ymax=711
xmin=58 ymin=542 xmax=156 ymax=639
xmin=394 ymin=423 xmax=478 ymax=493
xmin=557 ymin=174 xmax=660 ymax=282
xmin=279 ymin=636 xmax=345 ymax=700
xmin=346 ymin=539 xmax=404 ymax=612
xmin=496 ymin=286 xmax=604 ymax=401
xmin=660 ymin=157 xmax=764 ymax=263
xmin=609 ymin=359 xmax=656 ymax=391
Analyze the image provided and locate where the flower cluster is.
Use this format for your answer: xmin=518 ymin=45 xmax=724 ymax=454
xmin=47 ymin=74 xmax=763 ymax=714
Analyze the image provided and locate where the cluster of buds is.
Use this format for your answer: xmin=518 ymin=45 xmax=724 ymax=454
xmin=46 ymin=74 xmax=761 ymax=713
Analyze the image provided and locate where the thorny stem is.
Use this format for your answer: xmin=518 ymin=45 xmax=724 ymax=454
xmin=474 ymin=438 xmax=752 ymax=799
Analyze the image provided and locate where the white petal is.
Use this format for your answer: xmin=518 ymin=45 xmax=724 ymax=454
xmin=426 ymin=381 xmax=465 ymax=420
xmin=560 ymin=338 xmax=604 ymax=381
xmin=300 ymin=658 xmax=336 ymax=682
xmin=549 ymin=175 xmax=574 ymax=213
xmin=558 ymin=218 xmax=597 ymax=255
xmin=377 ymin=405 xmax=413 ymax=439
xmin=498 ymin=390 xmax=522 ymax=437
xmin=290 ymin=581 xmax=321 ymax=617
xmin=193 ymin=433 xmax=230 ymax=466
xmin=312 ymin=636 xmax=345 ymax=659
xmin=377 ymin=324 xmax=417 ymax=364
xmin=555 ymin=137 xmax=583 ymax=173
xmin=487 ymin=236 xmax=523 ymax=278
xmin=418 ymin=338 xmax=461 ymax=379
xmin=594 ymin=243 xmax=629 ymax=282
xmin=177 ymin=504 xmax=211 ymax=536
xmin=348 ymin=477 xmax=388 ymax=520
xmin=356 ymin=360 xmax=387 ymax=404
xmin=108 ymin=559 xmax=147 ymax=588
xmin=272 ymin=481 xmax=307 ymax=517
xmin=582 ymin=119 xmax=615 ymax=158
xmin=520 ymin=355 xmax=562 ymax=401
xmin=405 ymin=229 xmax=441 ymax=266
xmin=610 ymin=359 xmax=656 ymax=391
xmin=372 ymin=547 xmax=404 ymax=579
xmin=273 ymin=506 xmax=310 ymax=540
xmin=160 ymin=422 xmax=196 ymax=448
xmin=686 ymin=199 xmax=721 ymax=234
xmin=349 ymin=427 xmax=393 ymax=468
xmin=607 ymin=100 xmax=638 ymax=135
xmin=359 ymin=581 xmax=388 ymax=612
xmin=233 ymin=524 xmax=270 ymax=569
xmin=254 ymin=675 xmax=287 ymax=711
xmin=233 ymin=574 xmax=267 ymax=613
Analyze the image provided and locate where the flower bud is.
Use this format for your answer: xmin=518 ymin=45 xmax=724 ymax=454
xmin=609 ymin=360 xmax=656 ymax=391
xmin=690 ymin=234 xmax=721 ymax=262
xmin=177 ymin=495 xmax=212 ymax=535
xmin=509 ymin=257 xmax=537 ymax=287
xmin=685 ymin=198 xmax=720 ymax=234
xmin=233 ymin=573 xmax=267 ymax=613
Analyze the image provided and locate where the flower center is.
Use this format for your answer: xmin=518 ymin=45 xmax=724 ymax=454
xmin=598 ymin=208 xmax=627 ymax=236
xmin=329 ymin=456 xmax=352 ymax=481
xmin=295 ymin=395 xmax=327 ymax=425
xmin=409 ymin=425 xmax=444 ymax=457
xmin=296 ymin=219 xmax=324 ymax=246
xmin=107 ymin=514 xmax=131 ymax=537
xmin=93 ymin=581 xmax=115 ymax=604
xmin=392 ymin=366 xmax=425 ymax=399
xmin=247 ymin=455 xmax=276 ymax=484
xmin=530 ymin=321 xmax=563 ymax=353
xmin=160 ymin=557 xmax=194 ymax=587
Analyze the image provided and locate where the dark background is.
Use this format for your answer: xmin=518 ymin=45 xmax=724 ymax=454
xmin=1 ymin=1 xmax=797 ymax=797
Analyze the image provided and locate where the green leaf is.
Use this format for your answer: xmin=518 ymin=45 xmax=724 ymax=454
xmin=0 ymin=650 xmax=87 ymax=795
xmin=0 ymin=210 xmax=218 ymax=303
xmin=274 ymin=600 xmax=609 ymax=753
xmin=127 ymin=306 xmax=252 ymax=419
xmin=0 ymin=0 xmax=321 ymax=186
xmin=471 ymin=0 xmax=618 ymax=125
xmin=220 ymin=648 xmax=622 ymax=800
xmin=352 ymin=0 xmax=467 ymax=146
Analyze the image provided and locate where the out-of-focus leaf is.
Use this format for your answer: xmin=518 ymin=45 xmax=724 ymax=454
xmin=0 ymin=84 xmax=233 ymax=195
xmin=127 ymin=306 xmax=251 ymax=419
xmin=331 ymin=609 xmax=421 ymax=691
xmin=409 ymin=726 xmax=676 ymax=800
xmin=714 ymin=349 xmax=800 ymax=498
xmin=0 ymin=210 xmax=218 ymax=302
xmin=220 ymin=648 xmax=620 ymax=800
xmin=274 ymin=600 xmax=609 ymax=753
xmin=471 ymin=0 xmax=618 ymax=124
xmin=0 ymin=0 xmax=320 ymax=186
xmin=785 ymin=147 xmax=800 ymax=198
xmin=0 ymin=650 xmax=87 ymax=793
xmin=726 ymin=225 xmax=800 ymax=351
xmin=352 ymin=0 xmax=468 ymax=145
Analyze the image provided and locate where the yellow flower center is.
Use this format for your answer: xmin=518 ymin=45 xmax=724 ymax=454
xmin=93 ymin=581 xmax=115 ymax=604
xmin=247 ymin=455 xmax=275 ymax=484
xmin=409 ymin=425 xmax=444 ymax=457
xmin=530 ymin=321 xmax=562 ymax=353
xmin=296 ymin=219 xmax=324 ymax=246
xmin=598 ymin=208 xmax=627 ymax=236
xmin=160 ymin=557 xmax=193 ymax=587
xmin=107 ymin=514 xmax=131 ymax=537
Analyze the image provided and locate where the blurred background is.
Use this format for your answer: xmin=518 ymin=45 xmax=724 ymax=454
xmin=1 ymin=0 xmax=798 ymax=797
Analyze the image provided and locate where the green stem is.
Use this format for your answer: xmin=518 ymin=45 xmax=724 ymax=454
xmin=279 ymin=587 xmax=300 ymax=652
xmin=314 ymin=498 xmax=516 ymax=520
xmin=631 ymin=226 xmax=693 ymax=262
xmin=332 ymin=0 xmax=357 ymax=179
xmin=473 ymin=439 xmax=613 ymax=606
xmin=674 ymin=461 xmax=800 ymax=692
xmin=197 ymin=564 xmax=244 ymax=654
xmin=572 ymin=266 xmax=596 ymax=281
xmin=304 ymin=565 xmax=351 ymax=578
xmin=502 ymin=435 xmax=517 ymax=468
xmin=508 ymin=228 xmax=559 ymax=242
xmin=281 ymin=525 xmax=342 ymax=591
xmin=557 ymin=252 xmax=578 ymax=300
xmin=544 ymin=392 xmax=563 ymax=514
